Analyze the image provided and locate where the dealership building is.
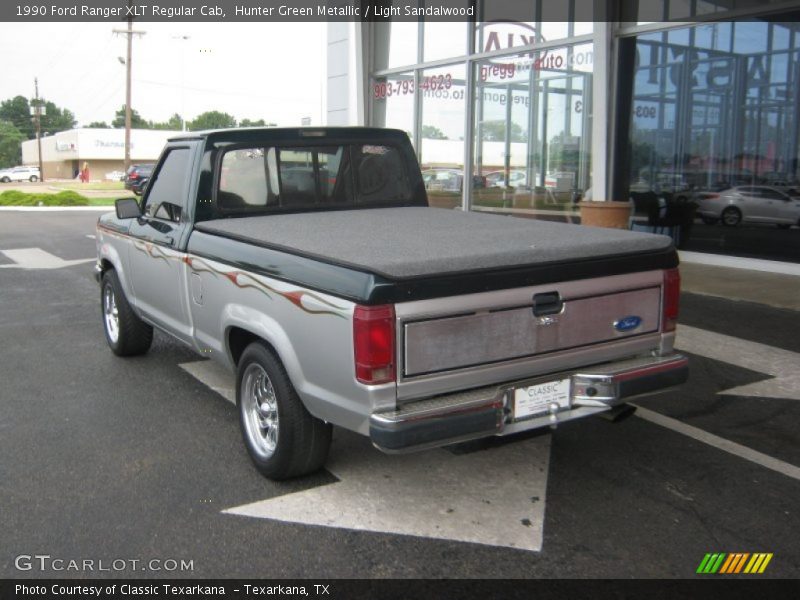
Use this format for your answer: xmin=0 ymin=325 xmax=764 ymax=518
xmin=21 ymin=128 xmax=180 ymax=180
xmin=326 ymin=0 xmax=800 ymax=244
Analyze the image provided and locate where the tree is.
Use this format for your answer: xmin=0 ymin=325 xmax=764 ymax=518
xmin=151 ymin=113 xmax=184 ymax=130
xmin=112 ymin=105 xmax=149 ymax=129
xmin=0 ymin=120 xmax=24 ymax=168
xmin=188 ymin=111 xmax=236 ymax=131
xmin=38 ymin=100 xmax=76 ymax=135
xmin=479 ymin=120 xmax=527 ymax=143
xmin=0 ymin=96 xmax=75 ymax=139
xmin=86 ymin=121 xmax=110 ymax=129
xmin=421 ymin=124 xmax=447 ymax=140
xmin=0 ymin=96 xmax=34 ymax=138
xmin=239 ymin=118 xmax=266 ymax=127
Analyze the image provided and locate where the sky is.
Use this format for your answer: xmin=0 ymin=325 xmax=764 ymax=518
xmin=0 ymin=22 xmax=326 ymax=128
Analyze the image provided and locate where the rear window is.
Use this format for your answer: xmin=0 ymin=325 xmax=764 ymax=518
xmin=217 ymin=143 xmax=413 ymax=213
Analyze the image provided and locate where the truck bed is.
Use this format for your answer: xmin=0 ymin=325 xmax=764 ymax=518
xmin=193 ymin=206 xmax=674 ymax=281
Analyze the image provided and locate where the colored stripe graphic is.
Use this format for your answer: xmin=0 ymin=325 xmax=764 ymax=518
xmin=698 ymin=553 xmax=773 ymax=574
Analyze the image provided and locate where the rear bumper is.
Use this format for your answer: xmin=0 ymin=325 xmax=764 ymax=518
xmin=369 ymin=353 xmax=688 ymax=452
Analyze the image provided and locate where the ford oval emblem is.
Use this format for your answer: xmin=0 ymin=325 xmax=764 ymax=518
xmin=614 ymin=316 xmax=642 ymax=332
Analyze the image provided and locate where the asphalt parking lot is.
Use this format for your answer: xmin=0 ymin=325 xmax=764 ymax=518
xmin=1 ymin=209 xmax=798 ymax=579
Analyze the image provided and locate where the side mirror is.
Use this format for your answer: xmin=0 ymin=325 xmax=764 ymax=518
xmin=115 ymin=197 xmax=142 ymax=220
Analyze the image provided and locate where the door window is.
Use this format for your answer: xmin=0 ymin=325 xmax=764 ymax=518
xmin=143 ymin=148 xmax=190 ymax=222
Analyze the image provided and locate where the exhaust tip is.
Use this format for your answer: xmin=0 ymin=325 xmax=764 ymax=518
xmin=597 ymin=403 xmax=637 ymax=423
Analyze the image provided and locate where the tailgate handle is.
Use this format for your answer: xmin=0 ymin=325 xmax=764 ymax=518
xmin=532 ymin=291 xmax=564 ymax=316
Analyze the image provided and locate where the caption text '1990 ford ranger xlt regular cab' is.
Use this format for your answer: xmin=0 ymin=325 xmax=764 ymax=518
xmin=95 ymin=127 xmax=688 ymax=480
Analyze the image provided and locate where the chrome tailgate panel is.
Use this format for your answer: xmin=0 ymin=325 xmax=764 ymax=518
xmin=404 ymin=286 xmax=660 ymax=376
xmin=395 ymin=270 xmax=670 ymax=401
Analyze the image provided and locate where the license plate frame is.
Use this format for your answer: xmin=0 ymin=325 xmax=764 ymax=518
xmin=512 ymin=378 xmax=571 ymax=421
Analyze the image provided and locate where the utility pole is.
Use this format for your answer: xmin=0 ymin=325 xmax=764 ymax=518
xmin=113 ymin=7 xmax=145 ymax=172
xmin=33 ymin=78 xmax=44 ymax=183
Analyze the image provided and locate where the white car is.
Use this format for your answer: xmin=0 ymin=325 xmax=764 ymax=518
xmin=0 ymin=166 xmax=40 ymax=183
xmin=697 ymin=185 xmax=800 ymax=228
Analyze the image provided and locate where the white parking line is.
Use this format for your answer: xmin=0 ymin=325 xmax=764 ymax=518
xmin=679 ymin=251 xmax=800 ymax=277
xmin=0 ymin=247 xmax=94 ymax=269
xmin=180 ymin=358 xmax=551 ymax=551
xmin=677 ymin=325 xmax=800 ymax=400
xmin=633 ymin=406 xmax=800 ymax=483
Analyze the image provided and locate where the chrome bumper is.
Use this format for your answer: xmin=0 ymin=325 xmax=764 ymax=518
xmin=370 ymin=353 xmax=688 ymax=452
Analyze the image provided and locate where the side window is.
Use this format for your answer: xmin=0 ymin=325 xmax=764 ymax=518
xmin=144 ymin=148 xmax=190 ymax=222
xmin=219 ymin=148 xmax=271 ymax=209
xmin=755 ymin=187 xmax=786 ymax=200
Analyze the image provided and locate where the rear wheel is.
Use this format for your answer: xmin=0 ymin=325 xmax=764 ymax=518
xmin=721 ymin=207 xmax=742 ymax=227
xmin=101 ymin=269 xmax=153 ymax=356
xmin=0 ymin=176 xmax=9 ymax=183
xmin=29 ymin=175 xmax=38 ymax=182
xmin=237 ymin=342 xmax=331 ymax=480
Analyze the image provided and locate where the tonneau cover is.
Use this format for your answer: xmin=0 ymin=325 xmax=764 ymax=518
xmin=194 ymin=207 xmax=672 ymax=280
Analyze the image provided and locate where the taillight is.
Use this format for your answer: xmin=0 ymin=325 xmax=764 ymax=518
xmin=662 ymin=268 xmax=681 ymax=332
xmin=353 ymin=304 xmax=396 ymax=385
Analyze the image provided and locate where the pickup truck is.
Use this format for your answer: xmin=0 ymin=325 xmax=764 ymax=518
xmin=95 ymin=127 xmax=688 ymax=480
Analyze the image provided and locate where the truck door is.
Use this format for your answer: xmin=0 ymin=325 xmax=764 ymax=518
xmin=127 ymin=146 xmax=193 ymax=341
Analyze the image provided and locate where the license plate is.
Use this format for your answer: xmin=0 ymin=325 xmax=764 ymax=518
xmin=513 ymin=379 xmax=571 ymax=420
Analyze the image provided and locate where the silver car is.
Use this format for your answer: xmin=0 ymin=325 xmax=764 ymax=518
xmin=697 ymin=185 xmax=800 ymax=228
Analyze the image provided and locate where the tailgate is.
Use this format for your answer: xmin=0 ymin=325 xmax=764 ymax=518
xmin=404 ymin=286 xmax=660 ymax=376
xmin=396 ymin=270 xmax=669 ymax=396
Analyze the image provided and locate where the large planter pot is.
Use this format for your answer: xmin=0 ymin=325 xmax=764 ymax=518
xmin=579 ymin=200 xmax=632 ymax=229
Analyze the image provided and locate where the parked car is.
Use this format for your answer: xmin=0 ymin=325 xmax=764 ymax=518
xmin=697 ymin=185 xmax=800 ymax=228
xmin=485 ymin=169 xmax=528 ymax=188
xmin=123 ymin=164 xmax=155 ymax=194
xmin=422 ymin=168 xmax=486 ymax=192
xmin=0 ymin=166 xmax=40 ymax=183
xmin=129 ymin=177 xmax=150 ymax=196
xmin=96 ymin=127 xmax=687 ymax=480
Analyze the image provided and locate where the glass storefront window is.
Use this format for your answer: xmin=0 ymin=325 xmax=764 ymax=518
xmin=419 ymin=64 xmax=466 ymax=208
xmin=621 ymin=0 xmax=792 ymax=23
xmin=627 ymin=21 xmax=800 ymax=261
xmin=472 ymin=44 xmax=593 ymax=221
xmin=371 ymin=71 xmax=416 ymax=146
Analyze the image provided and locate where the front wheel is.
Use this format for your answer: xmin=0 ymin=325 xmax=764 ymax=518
xmin=101 ymin=270 xmax=153 ymax=356
xmin=237 ymin=342 xmax=331 ymax=480
xmin=721 ymin=207 xmax=742 ymax=227
xmin=29 ymin=175 xmax=38 ymax=182
xmin=0 ymin=177 xmax=9 ymax=183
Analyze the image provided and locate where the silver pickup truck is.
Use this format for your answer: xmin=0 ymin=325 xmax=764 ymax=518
xmin=95 ymin=127 xmax=688 ymax=480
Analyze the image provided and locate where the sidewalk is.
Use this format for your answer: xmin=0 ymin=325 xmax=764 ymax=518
xmin=680 ymin=252 xmax=800 ymax=311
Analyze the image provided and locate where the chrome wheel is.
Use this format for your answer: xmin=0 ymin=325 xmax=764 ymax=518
xmin=103 ymin=284 xmax=119 ymax=344
xmin=241 ymin=362 xmax=279 ymax=459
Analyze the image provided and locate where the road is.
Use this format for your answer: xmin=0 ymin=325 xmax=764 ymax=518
xmin=0 ymin=210 xmax=798 ymax=579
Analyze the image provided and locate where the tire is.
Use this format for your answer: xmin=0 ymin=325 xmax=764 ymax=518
xmin=29 ymin=175 xmax=38 ymax=182
xmin=721 ymin=207 xmax=742 ymax=227
xmin=101 ymin=269 xmax=153 ymax=356
xmin=236 ymin=342 xmax=332 ymax=480
xmin=0 ymin=177 xmax=9 ymax=183
xmin=700 ymin=216 xmax=719 ymax=225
